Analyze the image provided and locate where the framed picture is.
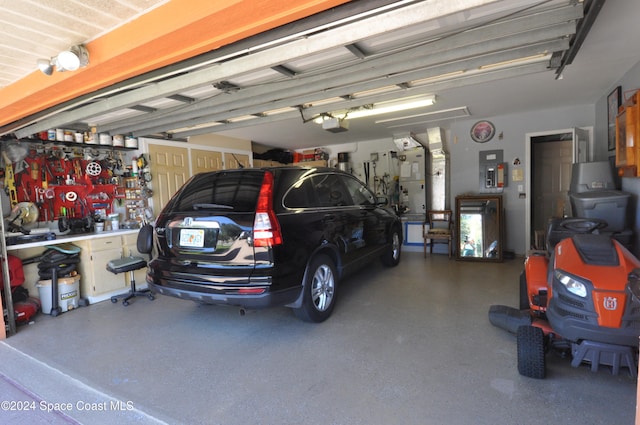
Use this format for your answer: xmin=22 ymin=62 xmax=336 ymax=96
xmin=608 ymin=86 xmax=621 ymax=151
xmin=470 ymin=120 xmax=495 ymax=143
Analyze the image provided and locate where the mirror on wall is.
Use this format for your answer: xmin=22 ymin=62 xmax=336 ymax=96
xmin=456 ymin=195 xmax=503 ymax=262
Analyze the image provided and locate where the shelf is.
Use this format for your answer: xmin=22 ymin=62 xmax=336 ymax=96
xmin=6 ymin=137 xmax=139 ymax=150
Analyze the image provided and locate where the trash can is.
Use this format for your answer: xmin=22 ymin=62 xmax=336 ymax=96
xmin=37 ymin=275 xmax=80 ymax=314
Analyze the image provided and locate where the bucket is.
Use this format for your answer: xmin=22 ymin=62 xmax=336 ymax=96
xmin=337 ymin=152 xmax=350 ymax=172
xmin=124 ymin=136 xmax=138 ymax=148
xmin=37 ymin=275 xmax=80 ymax=314
xmin=99 ymin=133 xmax=112 ymax=146
xmin=112 ymin=134 xmax=125 ymax=147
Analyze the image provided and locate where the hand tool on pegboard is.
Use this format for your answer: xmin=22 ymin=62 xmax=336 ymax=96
xmin=2 ymin=151 xmax=18 ymax=207
xmin=35 ymin=187 xmax=45 ymax=221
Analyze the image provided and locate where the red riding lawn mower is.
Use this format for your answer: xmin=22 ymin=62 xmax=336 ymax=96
xmin=491 ymin=160 xmax=640 ymax=379
xmin=489 ymin=216 xmax=640 ymax=379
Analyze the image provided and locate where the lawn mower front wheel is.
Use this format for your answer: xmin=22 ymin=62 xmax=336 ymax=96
xmin=517 ymin=325 xmax=546 ymax=379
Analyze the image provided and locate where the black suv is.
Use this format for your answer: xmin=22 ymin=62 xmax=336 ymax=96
xmin=146 ymin=166 xmax=402 ymax=322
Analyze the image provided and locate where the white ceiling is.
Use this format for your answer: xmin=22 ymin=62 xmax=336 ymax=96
xmin=2 ymin=0 xmax=640 ymax=150
xmin=0 ymin=0 xmax=168 ymax=89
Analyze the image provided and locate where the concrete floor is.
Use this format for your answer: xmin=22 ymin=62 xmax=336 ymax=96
xmin=0 ymin=252 xmax=636 ymax=425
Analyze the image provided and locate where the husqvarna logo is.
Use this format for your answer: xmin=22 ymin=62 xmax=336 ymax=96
xmin=603 ymin=297 xmax=618 ymax=311
xmin=183 ymin=217 xmax=193 ymax=226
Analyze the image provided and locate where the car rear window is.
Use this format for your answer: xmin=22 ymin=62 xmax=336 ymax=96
xmin=170 ymin=170 xmax=265 ymax=213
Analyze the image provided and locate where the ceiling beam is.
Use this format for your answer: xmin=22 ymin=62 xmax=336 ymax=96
xmin=136 ymin=39 xmax=567 ymax=136
xmin=136 ymin=40 xmax=568 ymax=136
xmin=96 ymin=3 xmax=581 ymax=134
xmin=0 ymin=0 xmax=352 ymax=130
xmin=108 ymin=27 xmax=573 ymax=135
xmin=554 ymin=0 xmax=605 ymax=77
xmin=13 ymin=0 xmax=528 ymax=138
xmin=171 ymin=61 xmax=551 ymax=138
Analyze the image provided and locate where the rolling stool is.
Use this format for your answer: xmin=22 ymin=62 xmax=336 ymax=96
xmin=107 ymin=223 xmax=155 ymax=306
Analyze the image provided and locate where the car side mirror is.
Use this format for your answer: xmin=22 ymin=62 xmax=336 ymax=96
xmin=376 ymin=196 xmax=388 ymax=206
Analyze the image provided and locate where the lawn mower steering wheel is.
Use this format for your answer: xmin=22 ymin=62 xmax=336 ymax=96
xmin=559 ymin=217 xmax=607 ymax=233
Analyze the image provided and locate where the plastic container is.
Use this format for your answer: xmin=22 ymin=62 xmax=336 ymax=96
xmin=112 ymin=134 xmax=124 ymax=147
xmin=570 ymin=190 xmax=630 ymax=232
xmin=570 ymin=161 xmax=616 ymax=193
xmin=99 ymin=133 xmax=112 ymax=145
xmin=37 ymin=275 xmax=80 ymax=314
xmin=125 ymin=136 xmax=138 ymax=148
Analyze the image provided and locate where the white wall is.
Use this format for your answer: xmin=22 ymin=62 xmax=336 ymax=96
xmin=600 ymin=58 xmax=640 ymax=256
xmin=306 ymin=138 xmax=402 ymax=195
xmin=594 ymin=59 xmax=640 ymax=161
xmin=448 ymin=104 xmax=594 ymax=255
xmin=302 ymin=58 xmax=640 ymax=256
xmin=313 ymin=105 xmax=594 ymax=256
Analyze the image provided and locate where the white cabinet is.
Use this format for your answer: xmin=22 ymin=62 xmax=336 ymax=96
xmin=77 ymin=236 xmax=128 ymax=303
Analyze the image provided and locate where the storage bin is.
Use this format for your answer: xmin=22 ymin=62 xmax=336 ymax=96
xmin=570 ymin=190 xmax=630 ymax=232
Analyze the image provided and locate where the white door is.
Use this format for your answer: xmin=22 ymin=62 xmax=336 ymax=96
xmin=532 ymin=138 xmax=573 ymax=245
xmin=525 ymin=128 xmax=591 ymax=251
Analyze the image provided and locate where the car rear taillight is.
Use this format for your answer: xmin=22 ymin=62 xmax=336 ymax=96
xmin=253 ymin=171 xmax=283 ymax=247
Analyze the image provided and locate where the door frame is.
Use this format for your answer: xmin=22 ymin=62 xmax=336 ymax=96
xmin=524 ymin=127 xmax=593 ymax=251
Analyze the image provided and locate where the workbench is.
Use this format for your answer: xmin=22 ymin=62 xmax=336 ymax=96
xmin=6 ymin=228 xmax=146 ymax=305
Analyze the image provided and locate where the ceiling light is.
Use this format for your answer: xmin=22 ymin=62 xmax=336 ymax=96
xmin=37 ymin=44 xmax=89 ymax=75
xmin=478 ymin=53 xmax=548 ymax=70
xmin=37 ymin=58 xmax=54 ymax=76
xmin=320 ymin=95 xmax=436 ymax=122
xmin=347 ymin=96 xmax=436 ymax=118
xmin=351 ymin=85 xmax=399 ymax=98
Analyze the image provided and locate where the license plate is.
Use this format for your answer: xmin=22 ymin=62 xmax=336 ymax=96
xmin=179 ymin=228 xmax=205 ymax=247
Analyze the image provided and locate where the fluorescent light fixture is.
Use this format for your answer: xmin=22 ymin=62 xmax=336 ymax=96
xmin=376 ymin=106 xmax=471 ymax=125
xmin=315 ymin=95 xmax=437 ymax=124
xmin=479 ymin=53 xmax=549 ymax=70
xmin=351 ymin=85 xmax=399 ymax=98
xmin=410 ymin=71 xmax=465 ymax=87
xmin=227 ymin=114 xmax=258 ymax=123
xmin=346 ymin=95 xmax=436 ymax=119
xmin=262 ymin=106 xmax=297 ymax=116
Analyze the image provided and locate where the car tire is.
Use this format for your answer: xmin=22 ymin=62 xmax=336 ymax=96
xmin=381 ymin=226 xmax=401 ymax=267
xmin=293 ymin=254 xmax=337 ymax=323
xmin=517 ymin=325 xmax=546 ymax=379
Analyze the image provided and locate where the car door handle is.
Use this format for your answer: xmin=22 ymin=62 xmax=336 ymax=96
xmin=324 ymin=214 xmax=336 ymax=222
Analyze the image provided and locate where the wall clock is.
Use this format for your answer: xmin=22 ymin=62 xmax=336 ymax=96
xmin=470 ymin=120 xmax=495 ymax=143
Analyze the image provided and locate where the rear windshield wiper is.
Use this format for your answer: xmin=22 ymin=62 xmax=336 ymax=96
xmin=192 ymin=203 xmax=234 ymax=210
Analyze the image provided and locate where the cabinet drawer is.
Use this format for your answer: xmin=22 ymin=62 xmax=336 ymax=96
xmin=89 ymin=236 xmax=121 ymax=252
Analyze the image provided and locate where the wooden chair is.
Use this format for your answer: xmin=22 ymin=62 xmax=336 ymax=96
xmin=423 ymin=210 xmax=453 ymax=258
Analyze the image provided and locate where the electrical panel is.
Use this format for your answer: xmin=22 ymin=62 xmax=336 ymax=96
xmin=479 ymin=149 xmax=507 ymax=193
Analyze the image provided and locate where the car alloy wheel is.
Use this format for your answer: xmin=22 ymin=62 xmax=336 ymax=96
xmin=294 ymin=254 xmax=338 ymax=322
xmin=311 ymin=263 xmax=335 ymax=312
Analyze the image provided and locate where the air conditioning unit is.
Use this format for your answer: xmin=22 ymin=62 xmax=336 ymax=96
xmin=322 ymin=117 xmax=349 ymax=133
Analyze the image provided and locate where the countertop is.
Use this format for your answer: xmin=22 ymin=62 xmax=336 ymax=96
xmin=5 ymin=228 xmax=139 ymax=251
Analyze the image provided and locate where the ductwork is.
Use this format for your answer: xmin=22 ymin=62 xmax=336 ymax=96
xmin=426 ymin=127 xmax=450 ymax=211
xmin=392 ymin=132 xmax=422 ymax=151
